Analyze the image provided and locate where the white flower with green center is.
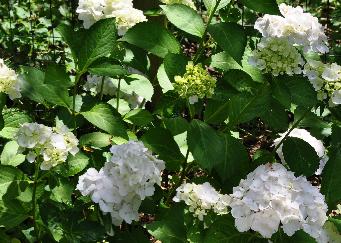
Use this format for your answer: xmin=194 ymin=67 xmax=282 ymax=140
xmin=0 ymin=59 xmax=22 ymax=100
xmin=303 ymin=61 xmax=341 ymax=106
xmin=173 ymin=182 xmax=231 ymax=221
xmin=174 ymin=63 xmax=216 ymax=104
xmin=248 ymin=37 xmax=304 ymax=76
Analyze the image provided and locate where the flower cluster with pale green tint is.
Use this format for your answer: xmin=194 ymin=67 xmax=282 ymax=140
xmin=160 ymin=0 xmax=196 ymax=9
xmin=173 ymin=182 xmax=231 ymax=221
xmin=0 ymin=59 xmax=22 ymax=100
xmin=248 ymin=37 xmax=304 ymax=76
xmin=174 ymin=63 xmax=216 ymax=104
xmin=303 ymin=60 xmax=341 ymax=106
xmin=15 ymin=121 xmax=79 ymax=170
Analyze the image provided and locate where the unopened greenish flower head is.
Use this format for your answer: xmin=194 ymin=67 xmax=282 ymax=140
xmin=248 ymin=37 xmax=304 ymax=76
xmin=174 ymin=62 xmax=216 ymax=104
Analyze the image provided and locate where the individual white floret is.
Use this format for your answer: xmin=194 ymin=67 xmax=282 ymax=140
xmin=77 ymin=141 xmax=165 ymax=225
xmin=173 ymin=182 xmax=231 ymax=220
xmin=248 ymin=37 xmax=304 ymax=76
xmin=230 ymin=163 xmax=328 ymax=241
xmin=16 ymin=123 xmax=52 ymax=149
xmin=273 ymin=128 xmax=328 ymax=175
xmin=0 ymin=59 xmax=22 ymax=100
xmin=254 ymin=3 xmax=329 ymax=53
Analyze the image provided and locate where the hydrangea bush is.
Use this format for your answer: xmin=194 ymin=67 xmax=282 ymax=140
xmin=0 ymin=0 xmax=340 ymax=242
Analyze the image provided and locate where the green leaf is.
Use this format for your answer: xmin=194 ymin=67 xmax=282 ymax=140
xmin=273 ymin=76 xmax=317 ymax=108
xmin=187 ymin=120 xmax=222 ymax=171
xmin=141 ymin=127 xmax=184 ymax=171
xmin=204 ymin=215 xmax=264 ymax=243
xmin=261 ymin=98 xmax=289 ymax=130
xmin=0 ymin=108 xmax=32 ymax=140
xmin=58 ymin=18 xmax=117 ymax=71
xmin=21 ymin=65 xmax=73 ymax=108
xmin=214 ymin=134 xmax=250 ymax=186
xmin=241 ymin=0 xmax=280 ymax=14
xmin=88 ymin=62 xmax=128 ymax=78
xmin=321 ymin=147 xmax=341 ymax=209
xmin=164 ymin=117 xmax=190 ymax=136
xmin=121 ymin=22 xmax=181 ymax=58
xmin=0 ymin=199 xmax=29 ymax=228
xmin=146 ymin=205 xmax=186 ymax=243
xmin=282 ymin=137 xmax=320 ymax=176
xmin=161 ymin=4 xmax=205 ymax=38
xmin=114 ymin=228 xmax=150 ymax=243
xmin=0 ymin=94 xmax=6 ymax=130
xmin=205 ymin=85 xmax=270 ymax=125
xmin=81 ymin=103 xmax=128 ymax=138
xmin=164 ymin=53 xmax=189 ymax=81
xmin=208 ymin=23 xmax=247 ymax=64
xmin=0 ymin=141 xmax=25 ymax=167
xmin=223 ymin=69 xmax=258 ymax=94
xmin=57 ymin=152 xmax=90 ymax=177
xmin=120 ymin=74 xmax=154 ymax=102
xmin=0 ymin=165 xmax=26 ymax=198
xmin=157 ymin=64 xmax=174 ymax=93
xmin=79 ymin=132 xmax=112 ymax=148
xmin=123 ymin=109 xmax=153 ymax=126
xmin=51 ymin=179 xmax=73 ymax=204
xmin=204 ymin=0 xmax=231 ymax=14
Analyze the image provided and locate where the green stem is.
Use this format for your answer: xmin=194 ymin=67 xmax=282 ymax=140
xmin=188 ymin=102 xmax=196 ymax=120
xmin=193 ymin=0 xmax=222 ymax=64
xmin=72 ymin=72 xmax=83 ymax=131
xmin=116 ymin=78 xmax=121 ymax=110
xmin=32 ymin=160 xmax=41 ymax=240
xmin=99 ymin=76 xmax=105 ymax=101
xmin=273 ymin=106 xmax=313 ymax=155
xmin=165 ymin=149 xmax=190 ymax=206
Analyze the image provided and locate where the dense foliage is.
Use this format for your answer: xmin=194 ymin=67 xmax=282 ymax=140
xmin=0 ymin=0 xmax=340 ymax=242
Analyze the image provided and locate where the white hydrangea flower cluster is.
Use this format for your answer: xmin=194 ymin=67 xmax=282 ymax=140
xmin=77 ymin=141 xmax=165 ymax=226
xmin=173 ymin=182 xmax=231 ymax=221
xmin=273 ymin=128 xmax=328 ymax=175
xmin=76 ymin=0 xmax=147 ymax=35
xmin=230 ymin=163 xmax=328 ymax=242
xmin=254 ymin=3 xmax=329 ymax=53
xmin=0 ymin=59 xmax=22 ymax=100
xmin=160 ymin=0 xmax=196 ymax=10
xmin=248 ymin=37 xmax=304 ymax=76
xmin=15 ymin=121 xmax=79 ymax=170
xmin=303 ymin=60 xmax=341 ymax=106
xmin=84 ymin=74 xmax=144 ymax=108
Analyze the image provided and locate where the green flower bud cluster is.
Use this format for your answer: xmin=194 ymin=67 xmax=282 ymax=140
xmin=249 ymin=37 xmax=304 ymax=76
xmin=174 ymin=63 xmax=216 ymax=104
